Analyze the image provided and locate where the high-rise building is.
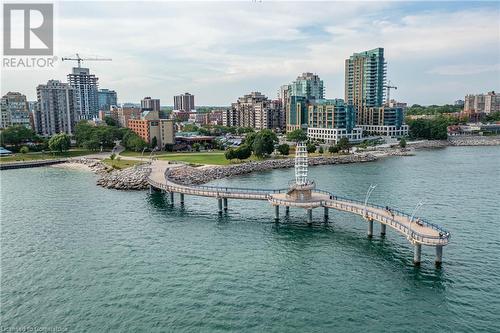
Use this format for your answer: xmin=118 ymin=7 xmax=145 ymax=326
xmin=345 ymin=48 xmax=386 ymax=121
xmin=289 ymin=73 xmax=324 ymax=100
xmin=174 ymin=93 xmax=195 ymax=112
xmin=35 ymin=80 xmax=77 ymax=136
xmin=141 ymin=97 xmax=160 ymax=112
xmin=0 ymin=92 xmax=30 ymax=129
xmin=306 ymin=99 xmax=362 ymax=144
xmin=286 ymin=95 xmax=308 ymax=132
xmin=285 ymin=73 xmax=324 ymax=132
xmin=67 ymin=67 xmax=99 ymax=120
xmin=464 ymin=92 xmax=499 ymax=114
xmin=226 ymin=92 xmax=283 ymax=130
xmin=98 ymin=89 xmax=117 ymax=112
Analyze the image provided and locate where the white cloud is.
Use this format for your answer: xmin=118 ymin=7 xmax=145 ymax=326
xmin=1 ymin=1 xmax=499 ymax=105
xmin=428 ymin=64 xmax=500 ymax=76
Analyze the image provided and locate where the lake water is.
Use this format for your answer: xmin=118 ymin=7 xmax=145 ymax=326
xmin=1 ymin=146 xmax=499 ymax=332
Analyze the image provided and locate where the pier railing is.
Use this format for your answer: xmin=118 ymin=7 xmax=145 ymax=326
xmin=153 ymin=168 xmax=450 ymax=246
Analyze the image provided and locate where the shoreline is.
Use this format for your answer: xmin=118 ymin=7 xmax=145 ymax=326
xmin=11 ymin=138 xmax=498 ymax=190
xmin=51 ymin=162 xmax=93 ymax=172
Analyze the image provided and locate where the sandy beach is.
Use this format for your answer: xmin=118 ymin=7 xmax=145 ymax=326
xmin=51 ymin=162 xmax=93 ymax=172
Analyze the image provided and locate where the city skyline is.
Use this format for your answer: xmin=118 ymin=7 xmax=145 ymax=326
xmin=1 ymin=1 xmax=499 ymax=105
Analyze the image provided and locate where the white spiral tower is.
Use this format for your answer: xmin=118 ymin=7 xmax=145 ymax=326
xmin=295 ymin=142 xmax=308 ymax=185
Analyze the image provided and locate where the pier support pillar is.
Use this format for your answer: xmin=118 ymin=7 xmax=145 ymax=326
xmin=223 ymin=198 xmax=228 ymax=211
xmin=180 ymin=193 xmax=185 ymax=205
xmin=285 ymin=206 xmax=290 ymax=217
xmin=367 ymin=219 xmax=373 ymax=238
xmin=435 ymin=245 xmax=443 ymax=266
xmin=217 ymin=198 xmax=223 ymax=214
xmin=324 ymin=207 xmax=329 ymax=220
xmin=380 ymin=223 xmax=386 ymax=237
xmin=274 ymin=205 xmax=279 ymax=220
xmin=169 ymin=192 xmax=174 ymax=203
xmin=413 ymin=244 xmax=422 ymax=266
xmin=149 ymin=185 xmax=153 ymax=194
xmin=307 ymin=209 xmax=313 ymax=224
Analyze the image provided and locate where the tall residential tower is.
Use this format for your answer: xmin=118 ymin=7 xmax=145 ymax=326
xmin=344 ymin=47 xmax=386 ymax=123
xmin=35 ymin=80 xmax=77 ymax=136
xmin=67 ymin=67 xmax=99 ymax=120
xmin=286 ymin=73 xmax=324 ymax=131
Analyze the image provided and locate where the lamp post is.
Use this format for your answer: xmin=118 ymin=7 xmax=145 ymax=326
xmin=363 ymin=184 xmax=377 ymax=218
xmin=149 ymin=147 xmax=158 ymax=162
xmin=409 ymin=201 xmax=424 ymax=241
xmin=141 ymin=147 xmax=147 ymax=159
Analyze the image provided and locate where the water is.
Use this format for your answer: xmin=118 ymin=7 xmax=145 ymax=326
xmin=1 ymin=147 xmax=499 ymax=332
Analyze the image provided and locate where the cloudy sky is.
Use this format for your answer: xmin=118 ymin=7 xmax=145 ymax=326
xmin=2 ymin=1 xmax=500 ymax=105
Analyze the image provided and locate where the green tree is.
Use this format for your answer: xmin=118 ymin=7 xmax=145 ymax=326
xmin=277 ymin=143 xmax=290 ymax=155
xmin=182 ymin=123 xmax=199 ymax=132
xmin=83 ymin=139 xmax=100 ymax=151
xmin=286 ymin=129 xmax=307 ymax=142
xmin=244 ymin=132 xmax=257 ymax=148
xmin=306 ymin=142 xmax=317 ymax=154
xmin=399 ymin=138 xmax=407 ymax=148
xmin=0 ymin=125 xmax=35 ymax=147
xmin=104 ymin=116 xmax=117 ymax=127
xmin=234 ymin=144 xmax=252 ymax=160
xmin=192 ymin=142 xmax=201 ymax=152
xmin=407 ymin=116 xmax=453 ymax=140
xmin=74 ymin=121 xmax=95 ymax=146
xmin=252 ymin=129 xmax=278 ymax=158
xmin=337 ymin=137 xmax=350 ymax=152
xmin=48 ymin=133 xmax=71 ymax=153
xmin=329 ymin=145 xmax=339 ymax=154
xmin=225 ymin=148 xmax=236 ymax=160
xmin=318 ymin=146 xmax=324 ymax=154
xmin=151 ymin=136 xmax=158 ymax=149
xmin=20 ymin=146 xmax=29 ymax=154
xmin=485 ymin=111 xmax=500 ymax=122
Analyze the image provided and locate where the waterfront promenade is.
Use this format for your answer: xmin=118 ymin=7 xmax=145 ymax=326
xmin=148 ymin=159 xmax=450 ymax=266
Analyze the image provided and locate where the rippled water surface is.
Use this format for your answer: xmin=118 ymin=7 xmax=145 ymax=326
xmin=1 ymin=146 xmax=499 ymax=332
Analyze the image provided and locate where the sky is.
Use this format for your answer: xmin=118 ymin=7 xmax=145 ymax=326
xmin=2 ymin=0 xmax=500 ymax=106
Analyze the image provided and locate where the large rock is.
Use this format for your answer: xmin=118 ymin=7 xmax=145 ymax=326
xmin=167 ymin=154 xmax=377 ymax=185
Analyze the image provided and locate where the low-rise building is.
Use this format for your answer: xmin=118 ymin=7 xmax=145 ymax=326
xmin=118 ymin=106 xmax=142 ymax=127
xmin=128 ymin=111 xmax=175 ymax=149
xmin=359 ymin=106 xmax=408 ymax=137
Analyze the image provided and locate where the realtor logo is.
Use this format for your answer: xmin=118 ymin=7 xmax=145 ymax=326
xmin=3 ymin=3 xmax=53 ymax=55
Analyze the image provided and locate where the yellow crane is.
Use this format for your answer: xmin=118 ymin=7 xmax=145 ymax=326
xmin=61 ymin=53 xmax=112 ymax=68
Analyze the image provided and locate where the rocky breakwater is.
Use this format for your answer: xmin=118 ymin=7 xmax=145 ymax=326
xmin=71 ymin=157 xmax=109 ymax=173
xmin=96 ymin=164 xmax=151 ymax=190
xmin=448 ymin=135 xmax=500 ymax=146
xmin=167 ymin=154 xmax=377 ymax=185
xmin=71 ymin=158 xmax=151 ymax=190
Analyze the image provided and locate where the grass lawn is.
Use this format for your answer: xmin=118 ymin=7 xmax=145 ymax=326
xmin=157 ymin=152 xmax=231 ymax=165
xmin=0 ymin=150 xmax=96 ymax=163
xmin=103 ymin=158 xmax=144 ymax=169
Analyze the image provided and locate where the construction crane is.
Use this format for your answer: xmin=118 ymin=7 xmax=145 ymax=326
xmin=384 ymin=81 xmax=397 ymax=106
xmin=61 ymin=53 xmax=112 ymax=68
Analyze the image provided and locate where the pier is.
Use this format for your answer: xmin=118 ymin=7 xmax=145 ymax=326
xmin=148 ymin=143 xmax=450 ymax=266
